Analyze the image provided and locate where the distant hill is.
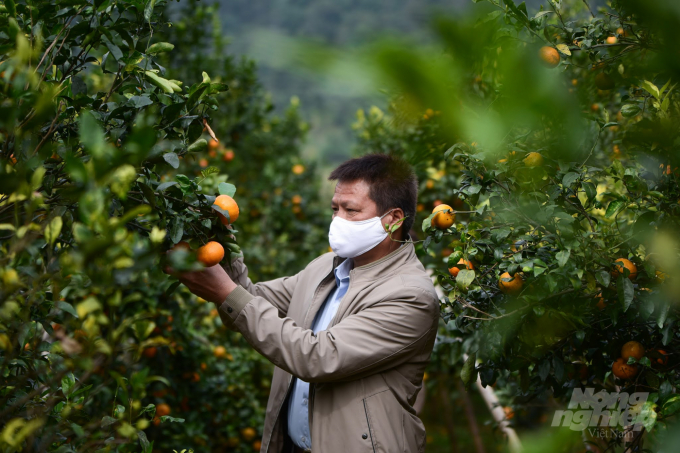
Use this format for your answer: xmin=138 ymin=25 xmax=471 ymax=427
xmin=209 ymin=0 xmax=594 ymax=164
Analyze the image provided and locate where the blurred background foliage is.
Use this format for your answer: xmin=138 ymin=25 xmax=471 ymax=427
xmin=2 ymin=0 xmax=680 ymax=452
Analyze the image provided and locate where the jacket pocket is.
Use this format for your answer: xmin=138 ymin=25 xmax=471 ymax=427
xmin=363 ymin=389 xmax=424 ymax=453
xmin=402 ymin=408 xmax=426 ymax=452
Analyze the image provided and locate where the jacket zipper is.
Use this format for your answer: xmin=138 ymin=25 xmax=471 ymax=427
xmin=277 ymin=264 xmax=334 ymax=451
xmin=363 ymin=399 xmax=377 ymax=453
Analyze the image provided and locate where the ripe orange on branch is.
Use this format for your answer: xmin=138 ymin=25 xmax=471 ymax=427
xmin=621 ymin=341 xmax=645 ymax=361
xmin=499 ymin=272 xmax=523 ymax=294
xmin=612 ymin=258 xmax=637 ymax=280
xmin=214 ymin=194 xmax=239 ymax=225
xmin=523 ymin=152 xmax=544 ymax=167
xmin=448 ymin=259 xmax=474 ymax=277
xmin=538 ymin=46 xmax=560 ymax=68
xmin=652 ymin=349 xmax=669 ymax=365
xmin=431 ymin=204 xmax=455 ymax=229
xmin=612 ymin=358 xmax=638 ymax=379
xmin=197 ymin=241 xmax=224 ymax=267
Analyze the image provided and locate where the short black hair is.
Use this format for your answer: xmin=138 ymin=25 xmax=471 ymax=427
xmin=329 ymin=154 xmax=418 ymax=237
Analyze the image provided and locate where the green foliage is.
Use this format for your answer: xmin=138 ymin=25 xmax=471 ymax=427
xmin=354 ymin=0 xmax=680 ymax=450
xmin=0 ymin=1 xmax=325 ymax=453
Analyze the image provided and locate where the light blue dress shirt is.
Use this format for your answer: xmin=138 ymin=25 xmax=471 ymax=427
xmin=287 ymin=257 xmax=352 ymax=450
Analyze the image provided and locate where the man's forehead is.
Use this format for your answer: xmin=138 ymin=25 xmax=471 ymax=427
xmin=332 ymin=180 xmax=370 ymax=200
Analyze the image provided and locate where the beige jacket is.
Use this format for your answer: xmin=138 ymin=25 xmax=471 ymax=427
xmin=218 ymin=242 xmax=439 ymax=453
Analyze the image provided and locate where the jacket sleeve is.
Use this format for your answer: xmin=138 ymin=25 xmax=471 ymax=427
xmin=217 ymin=283 xmax=439 ymax=383
xmin=221 ymin=255 xmax=298 ymax=317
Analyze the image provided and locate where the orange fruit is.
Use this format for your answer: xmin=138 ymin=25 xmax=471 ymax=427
xmin=571 ymin=79 xmax=578 ymax=86
xmin=503 ymin=406 xmax=515 ymax=420
xmin=241 ymin=427 xmax=257 ymax=441
xmin=431 ymin=204 xmax=455 ymax=229
xmin=595 ymin=292 xmax=606 ymax=310
xmin=612 ymin=357 xmax=638 ymax=379
xmin=197 ymin=241 xmax=224 ymax=267
xmin=606 ymin=36 xmax=618 ymax=45
xmin=433 ymin=199 xmax=443 ymax=207
xmin=252 ymin=440 xmax=262 ymax=451
xmin=214 ymin=345 xmax=228 ymax=358
xmin=208 ymin=149 xmax=217 ymax=158
xmin=199 ymin=158 xmax=209 ymax=167
xmin=612 ymin=258 xmax=637 ymax=280
xmin=142 ymin=347 xmax=157 ymax=359
xmin=595 ymin=73 xmax=615 ymax=90
xmin=538 ymin=46 xmax=560 ymax=68
xmin=652 ymin=349 xmax=669 ymax=365
xmin=416 ymin=203 xmax=424 ymax=212
xmin=292 ymin=164 xmax=305 ymax=175
xmin=499 ymin=272 xmax=523 ymax=295
xmin=214 ymin=194 xmax=239 ymax=225
xmin=191 ymin=372 xmax=200 ymax=382
xmin=208 ymin=139 xmax=219 ymax=151
xmin=621 ymin=341 xmax=645 ymax=361
xmin=156 ymin=403 xmax=171 ymax=417
xmin=171 ymin=241 xmax=191 ymax=252
xmin=291 ymin=195 xmax=302 ymax=204
xmin=200 ymin=362 xmax=208 ymax=371
xmin=223 ymin=149 xmax=235 ymax=162
xmin=448 ymin=259 xmax=474 ymax=277
xmin=590 ymin=103 xmax=600 ymax=112
xmin=425 ymin=180 xmax=434 ymax=189
xmin=523 ymin=152 xmax=543 ymax=167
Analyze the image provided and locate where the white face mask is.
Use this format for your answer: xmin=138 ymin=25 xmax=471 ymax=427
xmin=328 ymin=209 xmax=395 ymax=258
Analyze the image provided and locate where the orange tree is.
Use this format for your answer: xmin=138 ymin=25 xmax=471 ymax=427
xmin=353 ymin=0 xmax=680 ymax=450
xmin=0 ymin=1 xmax=325 ymax=452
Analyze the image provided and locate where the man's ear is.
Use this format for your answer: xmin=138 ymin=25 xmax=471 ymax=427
xmin=385 ymin=208 xmax=405 ymax=235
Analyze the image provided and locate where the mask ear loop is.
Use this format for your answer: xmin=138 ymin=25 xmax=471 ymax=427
xmin=380 ymin=208 xmax=396 ymax=230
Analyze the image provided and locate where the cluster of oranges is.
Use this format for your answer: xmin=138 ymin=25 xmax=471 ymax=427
xmin=611 ymin=340 xmax=670 ymax=380
xmin=168 ymin=194 xmax=240 ymax=268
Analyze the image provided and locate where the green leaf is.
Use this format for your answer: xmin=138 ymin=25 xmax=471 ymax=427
xmin=101 ymin=416 xmax=118 ymax=428
xmin=562 ymin=172 xmax=579 ymax=188
xmin=201 ymin=72 xmax=211 ymax=83
xmin=617 ymin=276 xmax=634 ymax=311
xmin=4 ymin=0 xmax=16 ymax=17
xmin=461 ymin=352 xmax=476 ymax=385
xmin=57 ymin=301 xmax=79 ymax=318
xmin=144 ymin=71 xmax=174 ymax=94
xmin=555 ymin=250 xmax=570 ymax=268
xmin=555 ymin=43 xmax=571 ymax=56
xmin=62 ymin=372 xmax=76 ymax=397
xmin=159 ymin=416 xmax=185 ymax=423
xmin=456 ymin=269 xmax=476 ymax=289
xmin=79 ymin=111 xmax=107 ymax=159
xmin=595 ymin=270 xmax=610 ymax=288
xmin=144 ymin=0 xmax=156 ymax=23
xmin=641 ymin=80 xmax=660 ymax=100
xmin=157 ymin=181 xmax=177 ymax=191
xmin=187 ymin=138 xmax=207 ymax=153
xmin=129 ymin=96 xmax=153 ymax=108
xmin=44 ymin=216 xmax=63 ymax=246
xmin=147 ymin=42 xmax=174 ymax=55
xmin=605 ymin=200 xmax=625 ymax=218
xmin=620 ymin=104 xmax=641 ymax=117
xmin=582 ymin=182 xmax=596 ymax=201
xmin=163 ymin=152 xmax=179 ymax=169
xmin=218 ymin=183 xmax=236 ymax=197
xmin=101 ymin=36 xmax=123 ymax=61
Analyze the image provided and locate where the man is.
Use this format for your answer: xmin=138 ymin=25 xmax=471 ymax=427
xmin=174 ymin=154 xmax=439 ymax=453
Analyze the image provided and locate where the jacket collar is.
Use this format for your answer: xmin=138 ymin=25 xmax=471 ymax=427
xmin=331 ymin=237 xmax=416 ymax=281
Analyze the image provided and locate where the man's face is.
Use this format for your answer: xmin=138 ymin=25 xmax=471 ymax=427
xmin=331 ymin=180 xmax=379 ymax=221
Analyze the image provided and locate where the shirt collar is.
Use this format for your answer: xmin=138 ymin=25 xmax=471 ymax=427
xmin=334 ymin=257 xmax=352 ymax=284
